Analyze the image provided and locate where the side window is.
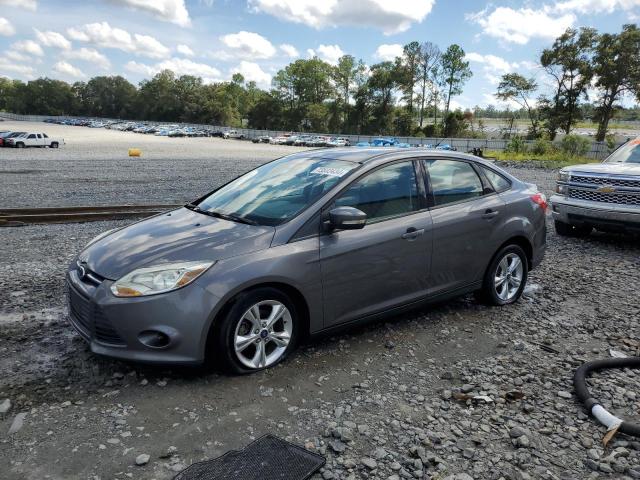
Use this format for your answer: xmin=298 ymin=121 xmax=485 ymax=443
xmin=334 ymin=161 xmax=419 ymax=222
xmin=43 ymin=133 xmax=49 ymax=138
xmin=28 ymin=134 xmax=36 ymax=139
xmin=37 ymin=134 xmax=42 ymax=139
xmin=482 ymin=167 xmax=511 ymax=193
xmin=424 ymin=159 xmax=483 ymax=206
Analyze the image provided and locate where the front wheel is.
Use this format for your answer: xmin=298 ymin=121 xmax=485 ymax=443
xmin=214 ymin=288 xmax=298 ymax=374
xmin=475 ymin=245 xmax=528 ymax=306
xmin=50 ymin=142 xmax=59 ymax=148
xmin=554 ymin=220 xmax=592 ymax=237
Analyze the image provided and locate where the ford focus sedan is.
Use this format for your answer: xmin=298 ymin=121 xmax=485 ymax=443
xmin=67 ymin=149 xmax=547 ymax=373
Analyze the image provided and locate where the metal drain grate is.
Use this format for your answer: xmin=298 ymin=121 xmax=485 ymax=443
xmin=173 ymin=434 xmax=326 ymax=480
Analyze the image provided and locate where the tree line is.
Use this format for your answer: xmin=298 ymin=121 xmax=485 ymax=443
xmin=0 ymin=24 xmax=638 ymax=141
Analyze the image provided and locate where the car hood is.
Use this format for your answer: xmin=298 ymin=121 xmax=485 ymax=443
xmin=79 ymin=208 xmax=275 ymax=280
xmin=566 ymin=163 xmax=640 ymax=176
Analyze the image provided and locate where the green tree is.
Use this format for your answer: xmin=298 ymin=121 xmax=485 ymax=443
xmin=592 ymin=24 xmax=640 ymax=141
xmin=496 ymin=73 xmax=540 ymax=138
xmin=440 ymin=44 xmax=472 ymax=123
xmin=416 ymin=42 xmax=441 ymax=128
xmin=81 ymin=75 xmax=138 ymax=119
xmin=398 ymin=41 xmax=421 ymax=116
xmin=367 ymin=61 xmax=398 ymax=134
xmin=540 ymin=27 xmax=596 ymax=138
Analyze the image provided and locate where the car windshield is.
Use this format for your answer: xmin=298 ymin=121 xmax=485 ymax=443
xmin=197 ymin=157 xmax=357 ymax=226
xmin=604 ymin=140 xmax=640 ymax=164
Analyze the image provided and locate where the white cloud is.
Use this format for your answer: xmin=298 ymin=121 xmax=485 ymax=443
xmin=126 ymin=57 xmax=222 ymax=83
xmin=11 ymin=40 xmax=44 ymax=57
xmin=220 ymin=31 xmax=276 ymax=59
xmin=315 ymin=44 xmax=344 ymax=65
xmin=231 ymin=61 xmax=271 ymax=88
xmin=53 ymin=61 xmax=85 ymax=78
xmin=67 ymin=22 xmax=170 ymax=59
xmin=467 ymin=7 xmax=575 ymax=44
xmin=5 ymin=51 xmax=33 ymax=63
xmin=0 ymin=0 xmax=37 ymax=10
xmin=63 ymin=47 xmax=111 ymax=69
xmin=0 ymin=17 xmax=15 ymax=36
xmin=465 ymin=52 xmax=516 ymax=75
xmin=249 ymin=0 xmax=435 ymax=35
xmin=279 ymin=43 xmax=299 ymax=58
xmin=107 ymin=0 xmax=191 ymax=27
xmin=177 ymin=44 xmax=194 ymax=56
xmin=0 ymin=58 xmax=36 ymax=78
xmin=553 ymin=0 xmax=640 ymax=14
xmin=374 ymin=43 xmax=403 ymax=61
xmin=34 ymin=29 xmax=72 ymax=50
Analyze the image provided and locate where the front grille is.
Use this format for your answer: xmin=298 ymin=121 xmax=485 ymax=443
xmin=571 ymin=174 xmax=640 ymax=189
xmin=94 ymin=306 xmax=125 ymax=345
xmin=69 ymin=287 xmax=93 ymax=337
xmin=569 ymin=188 xmax=640 ymax=206
xmin=68 ymin=285 xmax=125 ymax=346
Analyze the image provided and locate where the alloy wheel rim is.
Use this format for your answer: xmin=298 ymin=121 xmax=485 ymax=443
xmin=233 ymin=300 xmax=292 ymax=369
xmin=494 ymin=253 xmax=524 ymax=301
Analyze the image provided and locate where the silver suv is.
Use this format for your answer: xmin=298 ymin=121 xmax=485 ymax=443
xmin=552 ymin=139 xmax=640 ymax=236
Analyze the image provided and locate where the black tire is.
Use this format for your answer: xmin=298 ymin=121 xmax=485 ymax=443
xmin=16 ymin=143 xmax=24 ymax=148
xmin=554 ymin=220 xmax=592 ymax=237
xmin=475 ymin=244 xmax=528 ymax=306
xmin=213 ymin=287 xmax=298 ymax=374
xmin=51 ymin=142 xmax=59 ymax=149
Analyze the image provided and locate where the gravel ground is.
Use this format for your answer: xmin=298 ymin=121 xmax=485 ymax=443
xmin=0 ymin=121 xmax=306 ymax=208
xmin=1 ymin=123 xmax=639 ymax=480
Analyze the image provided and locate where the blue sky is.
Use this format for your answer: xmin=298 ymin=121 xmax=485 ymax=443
xmin=0 ymin=0 xmax=638 ymax=109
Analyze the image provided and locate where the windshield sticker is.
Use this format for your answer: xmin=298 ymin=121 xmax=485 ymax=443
xmin=311 ymin=167 xmax=351 ymax=177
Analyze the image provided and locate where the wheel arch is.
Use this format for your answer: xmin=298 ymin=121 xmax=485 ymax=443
xmin=495 ymin=235 xmax=533 ymax=271
xmin=204 ymin=281 xmax=312 ymax=361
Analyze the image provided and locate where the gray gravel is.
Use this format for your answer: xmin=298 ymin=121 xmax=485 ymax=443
xmin=1 ymin=125 xmax=639 ymax=479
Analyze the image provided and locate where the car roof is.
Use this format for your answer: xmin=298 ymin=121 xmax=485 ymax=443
xmin=285 ymin=147 xmax=484 ymax=164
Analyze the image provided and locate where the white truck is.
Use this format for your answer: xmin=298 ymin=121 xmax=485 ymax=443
xmin=6 ymin=132 xmax=64 ymax=148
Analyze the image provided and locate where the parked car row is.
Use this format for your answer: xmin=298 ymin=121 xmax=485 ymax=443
xmin=43 ymin=118 xmax=228 ymax=138
xmin=0 ymin=130 xmax=64 ymax=148
xmin=38 ymin=117 xmax=461 ymax=150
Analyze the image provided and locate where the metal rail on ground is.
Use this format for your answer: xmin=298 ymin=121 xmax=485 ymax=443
xmin=0 ymin=204 xmax=181 ymax=226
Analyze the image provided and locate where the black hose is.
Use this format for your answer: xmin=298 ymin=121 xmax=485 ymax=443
xmin=573 ymin=357 xmax=640 ymax=437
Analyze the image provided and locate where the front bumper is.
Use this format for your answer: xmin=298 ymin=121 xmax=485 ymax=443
xmin=66 ymin=266 xmax=221 ymax=365
xmin=550 ymin=195 xmax=640 ymax=232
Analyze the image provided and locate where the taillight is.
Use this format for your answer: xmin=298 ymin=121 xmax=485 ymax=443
xmin=530 ymin=193 xmax=548 ymax=212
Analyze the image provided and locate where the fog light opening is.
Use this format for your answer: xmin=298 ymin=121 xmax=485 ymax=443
xmin=138 ymin=330 xmax=171 ymax=349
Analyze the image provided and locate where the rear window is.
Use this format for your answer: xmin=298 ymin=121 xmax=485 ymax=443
xmin=482 ymin=167 xmax=511 ymax=192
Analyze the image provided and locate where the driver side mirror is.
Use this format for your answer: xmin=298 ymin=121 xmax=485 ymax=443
xmin=327 ymin=206 xmax=367 ymax=231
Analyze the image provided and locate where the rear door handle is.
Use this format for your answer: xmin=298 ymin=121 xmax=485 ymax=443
xmin=481 ymin=209 xmax=499 ymax=219
xmin=401 ymin=227 xmax=425 ymax=240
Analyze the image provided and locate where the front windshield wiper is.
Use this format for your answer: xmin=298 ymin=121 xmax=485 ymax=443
xmin=184 ymin=203 xmax=258 ymax=226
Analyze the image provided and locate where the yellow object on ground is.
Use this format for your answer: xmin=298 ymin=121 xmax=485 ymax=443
xmin=128 ymin=148 xmax=142 ymax=157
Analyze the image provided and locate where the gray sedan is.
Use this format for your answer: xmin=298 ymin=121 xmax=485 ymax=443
xmin=67 ymin=148 xmax=547 ymax=373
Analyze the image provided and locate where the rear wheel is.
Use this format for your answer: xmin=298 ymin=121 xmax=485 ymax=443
xmin=16 ymin=142 xmax=24 ymax=148
xmin=214 ymin=287 xmax=298 ymax=374
xmin=475 ymin=245 xmax=528 ymax=306
xmin=554 ymin=220 xmax=592 ymax=237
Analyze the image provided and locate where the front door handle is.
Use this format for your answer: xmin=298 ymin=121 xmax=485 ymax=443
xmin=482 ymin=209 xmax=499 ymax=219
xmin=401 ymin=227 xmax=425 ymax=240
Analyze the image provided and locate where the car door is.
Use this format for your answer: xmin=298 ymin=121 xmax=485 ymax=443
xmin=423 ymin=158 xmax=506 ymax=295
xmin=319 ymin=160 xmax=433 ymax=328
xmin=26 ymin=133 xmax=37 ymax=146
xmin=36 ymin=134 xmax=45 ymax=147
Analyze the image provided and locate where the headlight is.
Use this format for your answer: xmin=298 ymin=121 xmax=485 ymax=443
xmin=557 ymin=170 xmax=571 ymax=182
xmin=110 ymin=261 xmax=214 ymax=297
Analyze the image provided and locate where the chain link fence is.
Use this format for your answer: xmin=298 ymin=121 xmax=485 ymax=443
xmin=0 ymin=112 xmax=620 ymax=159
